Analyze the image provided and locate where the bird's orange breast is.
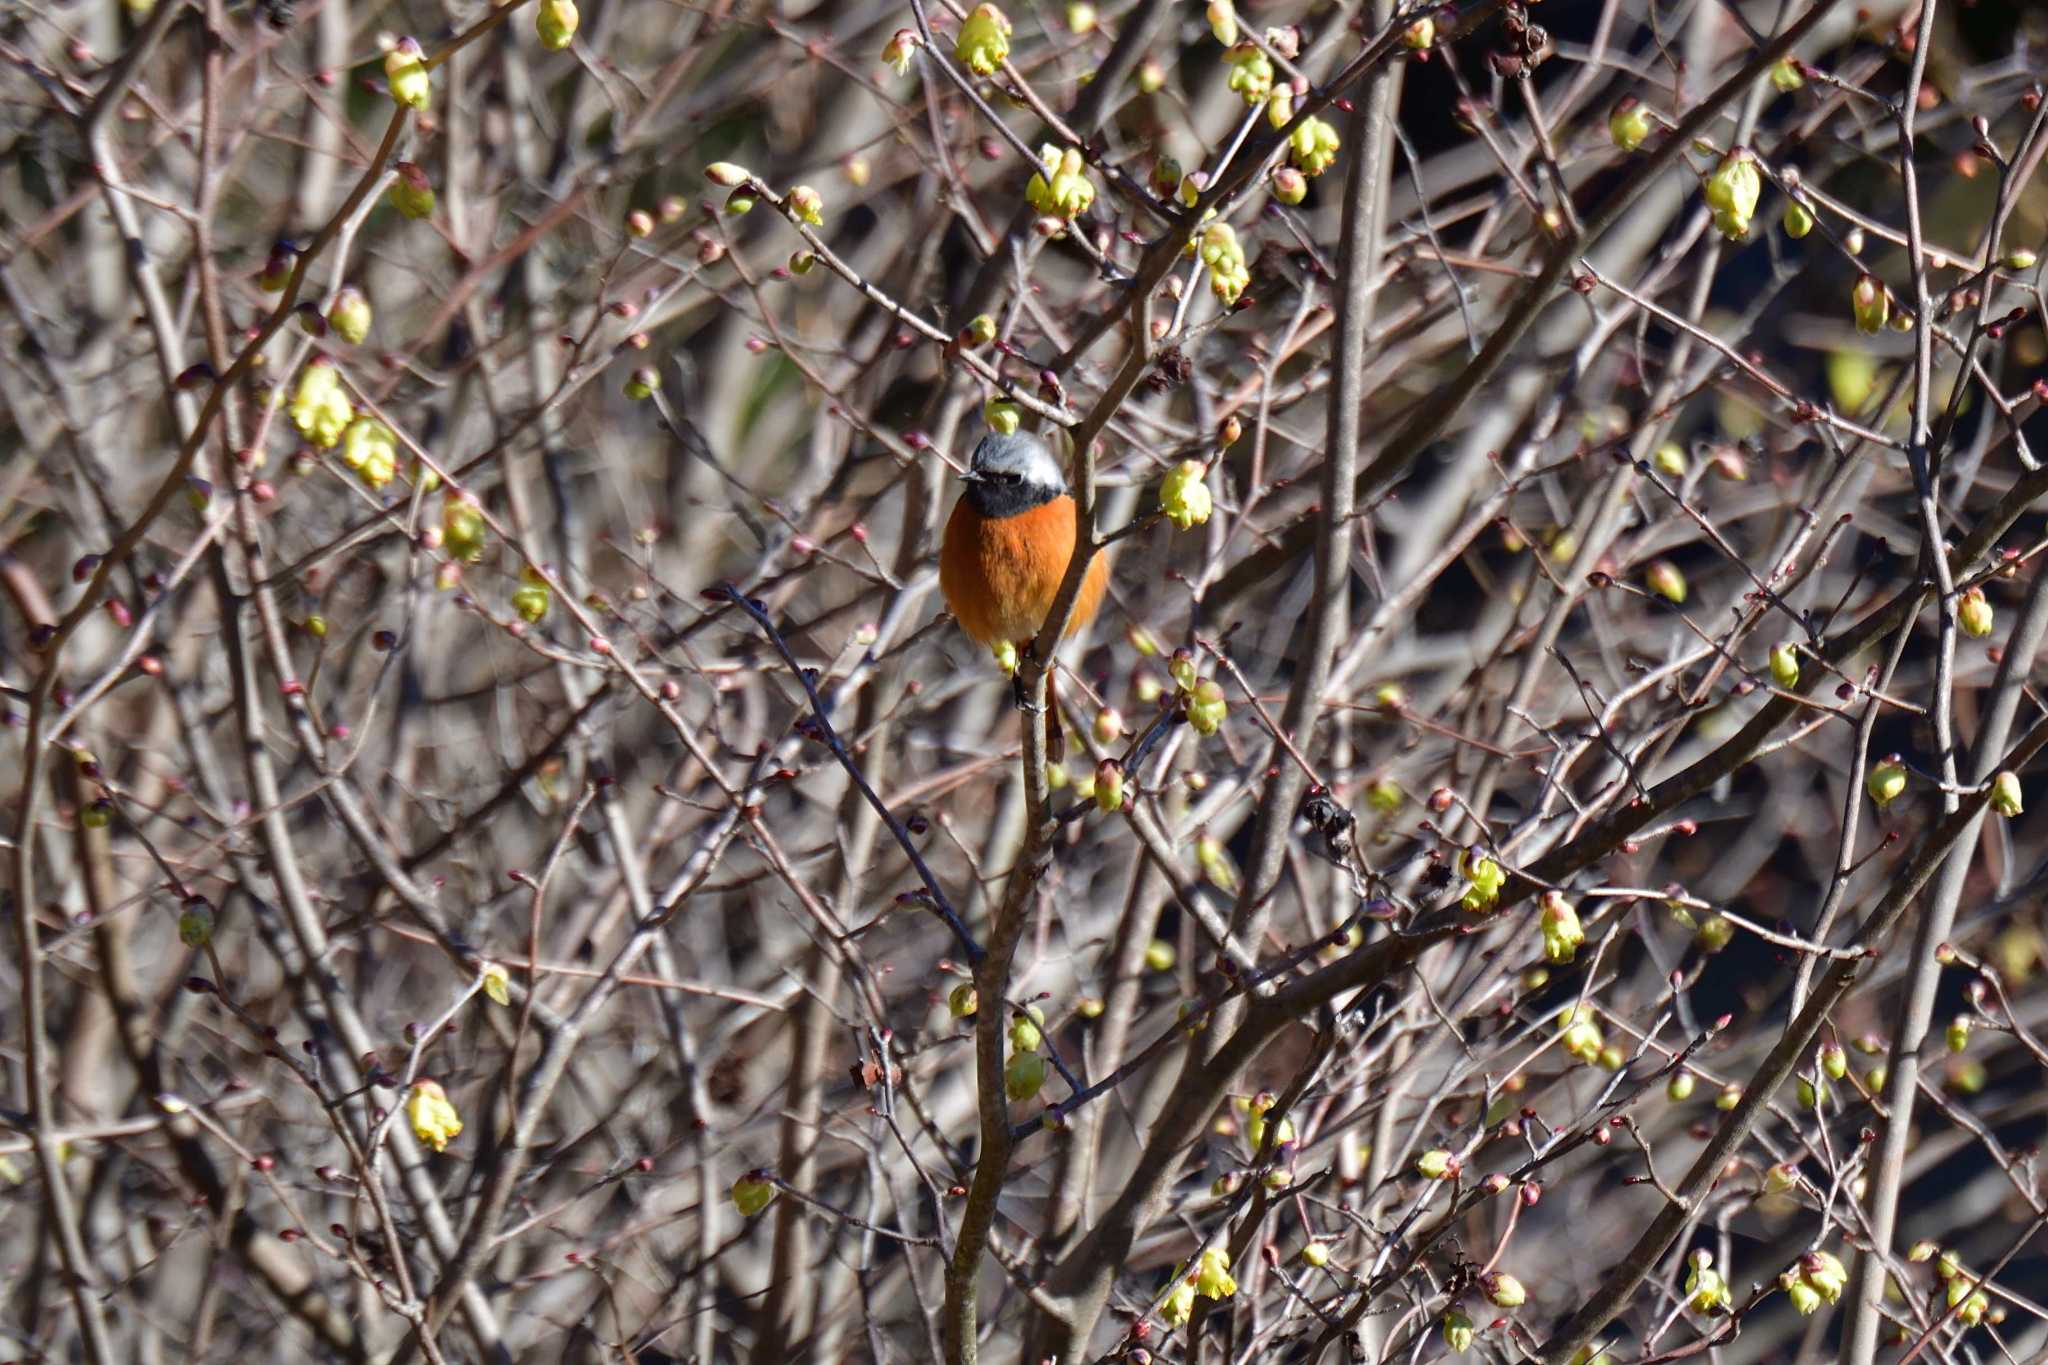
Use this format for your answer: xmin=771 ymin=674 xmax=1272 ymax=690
xmin=941 ymin=493 xmax=1107 ymax=646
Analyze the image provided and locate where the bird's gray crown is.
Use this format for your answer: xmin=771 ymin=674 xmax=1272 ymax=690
xmin=962 ymin=430 xmax=1067 ymax=518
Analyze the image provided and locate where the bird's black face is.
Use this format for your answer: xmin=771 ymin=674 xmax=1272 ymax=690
xmin=962 ymin=430 xmax=1066 ymax=519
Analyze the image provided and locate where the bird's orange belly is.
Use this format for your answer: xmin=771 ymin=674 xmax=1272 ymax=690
xmin=941 ymin=496 xmax=1106 ymax=646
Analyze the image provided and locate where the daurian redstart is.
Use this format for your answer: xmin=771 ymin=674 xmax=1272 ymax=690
xmin=940 ymin=431 xmax=1108 ymax=738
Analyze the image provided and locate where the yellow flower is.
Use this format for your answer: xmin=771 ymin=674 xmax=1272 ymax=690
xmin=383 ymin=40 xmax=431 ymax=111
xmin=1461 ymin=851 xmax=1506 ymax=913
xmin=881 ymin=27 xmax=922 ymax=76
xmin=1558 ymin=1006 xmax=1603 ymax=1062
xmin=1685 ymin=1251 xmax=1733 ymax=1313
xmin=289 ymin=362 xmax=353 ymax=449
xmin=1026 ymin=146 xmax=1096 ymax=220
xmin=1194 ymin=1246 xmax=1236 ymax=1299
xmin=1539 ymin=891 xmax=1584 ymax=964
xmin=785 ymin=185 xmax=825 ymax=226
xmin=1801 ymin=1250 xmax=1848 ymax=1303
xmin=480 ymin=962 xmax=511 ymax=1006
xmin=340 ymin=417 xmax=399 ymax=490
xmin=1703 ymin=148 xmax=1760 ymax=239
xmin=1161 ymin=1278 xmax=1198 ymax=1327
xmin=1183 ymin=679 xmax=1228 ymax=736
xmin=407 ymin=1079 xmax=462 ymax=1152
xmin=1224 ymin=44 xmax=1272 ymax=104
xmin=1288 ymin=116 xmax=1341 ymax=177
xmin=511 ymin=565 xmax=551 ymax=624
xmin=443 ymin=496 xmax=487 ymax=563
xmin=1244 ymin=1091 xmax=1293 ymax=1150
xmin=1197 ymin=222 xmax=1250 ymax=307
xmin=955 ymin=3 xmax=1011 ymax=76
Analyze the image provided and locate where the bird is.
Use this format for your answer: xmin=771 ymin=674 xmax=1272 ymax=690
xmin=940 ymin=429 xmax=1108 ymax=751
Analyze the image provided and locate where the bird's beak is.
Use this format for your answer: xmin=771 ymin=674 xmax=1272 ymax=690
xmin=957 ymin=468 xmax=985 ymax=483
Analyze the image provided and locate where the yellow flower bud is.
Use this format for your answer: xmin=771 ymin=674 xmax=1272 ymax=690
xmin=1093 ymin=760 xmax=1125 ymax=813
xmin=984 ymin=397 xmax=1021 ymax=436
xmin=1770 ymin=642 xmax=1799 ymax=689
xmin=1958 ymin=585 xmax=1994 ymax=637
xmin=535 ymin=0 xmax=578 ymax=49
xmin=956 ymin=4 xmax=1012 ymax=76
xmin=1206 ymin=0 xmax=1237 ymax=46
xmin=1004 ymin=1049 xmax=1047 ymax=1100
xmin=1443 ymin=1308 xmax=1475 ymax=1353
xmin=1992 ymin=770 xmax=2023 ymax=818
xmin=1160 ymin=460 xmax=1213 ymax=529
xmin=481 ymin=962 xmax=511 ymax=1005
xmin=1867 ymin=757 xmax=1907 ymax=808
xmin=1609 ymin=98 xmax=1652 ymax=152
xmin=1646 ymin=558 xmax=1687 ymax=603
xmin=327 ymin=286 xmax=372 ymax=345
xmin=383 ymin=39 xmax=430 ymax=111
xmin=1852 ymin=273 xmax=1889 ymax=333
xmin=730 ymin=1172 xmax=776 ymax=1216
